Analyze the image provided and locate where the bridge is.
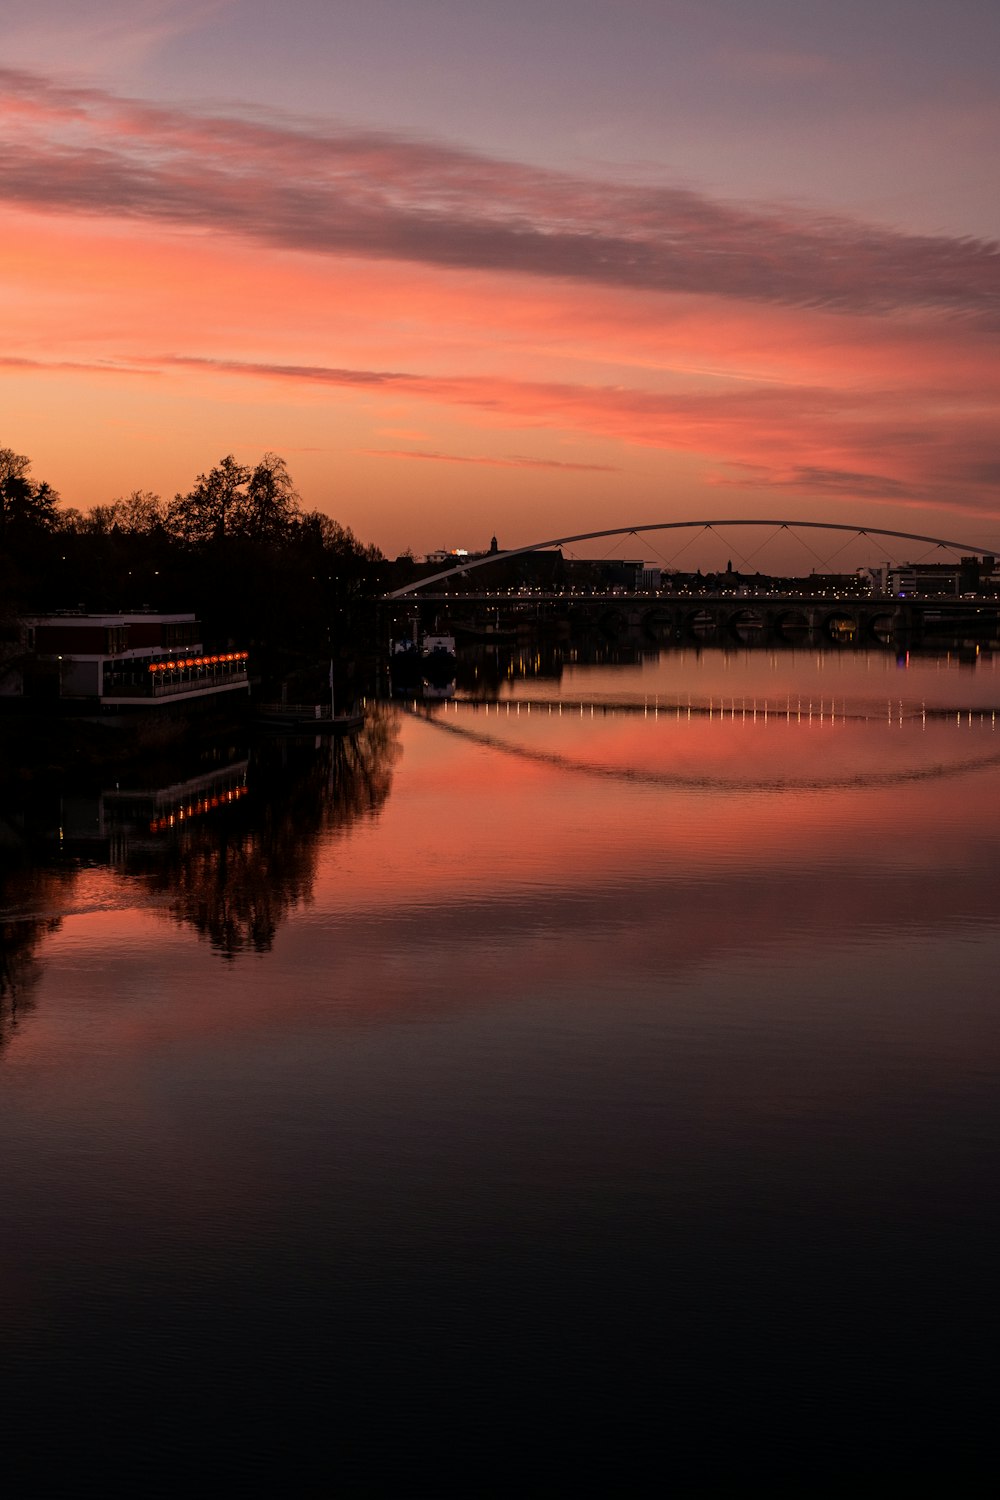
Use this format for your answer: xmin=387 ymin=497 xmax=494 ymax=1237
xmin=382 ymin=518 xmax=1000 ymax=645
xmin=393 ymin=588 xmax=1000 ymax=642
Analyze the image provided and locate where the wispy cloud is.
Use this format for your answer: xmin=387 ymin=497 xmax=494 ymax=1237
xmin=363 ymin=449 xmax=618 ymax=473
xmin=718 ymin=462 xmax=945 ymax=508
xmin=1 ymin=67 xmax=998 ymax=320
xmin=0 ymin=352 xmax=154 ymax=375
xmin=8 ymin=345 xmax=998 ymax=517
xmin=125 ymin=353 xmax=998 ymax=517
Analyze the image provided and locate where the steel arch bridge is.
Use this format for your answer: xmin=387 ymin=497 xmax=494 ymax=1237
xmin=385 ymin=518 xmax=997 ymax=597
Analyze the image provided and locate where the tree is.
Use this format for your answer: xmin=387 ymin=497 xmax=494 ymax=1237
xmin=77 ymin=491 xmax=165 ymax=538
xmin=296 ymin=510 xmax=382 ymax=564
xmin=168 ymin=454 xmax=250 ymax=546
xmin=245 ymin=453 xmax=300 ymax=541
xmin=168 ymin=455 xmax=305 ymax=546
xmin=0 ymin=448 xmax=60 ymax=539
xmin=112 ymin=490 xmax=166 ymax=535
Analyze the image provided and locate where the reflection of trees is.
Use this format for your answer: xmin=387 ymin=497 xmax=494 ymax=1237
xmin=0 ymin=706 xmax=399 ymax=1045
xmin=0 ymin=866 xmax=68 ymax=1054
xmin=126 ymin=705 xmax=401 ymax=959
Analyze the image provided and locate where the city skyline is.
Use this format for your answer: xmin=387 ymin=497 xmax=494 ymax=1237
xmin=4 ymin=0 xmax=999 ymax=557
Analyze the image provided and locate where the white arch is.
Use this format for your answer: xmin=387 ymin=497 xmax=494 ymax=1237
xmin=385 ymin=518 xmax=996 ymax=598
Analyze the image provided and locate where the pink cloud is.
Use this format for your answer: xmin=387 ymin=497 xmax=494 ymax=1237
xmin=137 ymin=352 xmax=998 ymax=517
xmin=1 ymin=74 xmax=997 ymax=535
xmin=1 ymin=67 xmax=998 ymax=320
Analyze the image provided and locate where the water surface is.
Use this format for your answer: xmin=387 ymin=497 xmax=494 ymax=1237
xmin=2 ymin=647 xmax=998 ymax=1490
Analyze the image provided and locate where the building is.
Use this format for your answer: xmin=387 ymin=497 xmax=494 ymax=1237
xmin=2 ymin=612 xmax=249 ymax=712
xmin=887 ymin=563 xmax=961 ymax=597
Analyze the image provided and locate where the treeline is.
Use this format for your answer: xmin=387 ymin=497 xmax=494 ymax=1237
xmin=1 ymin=447 xmax=385 ymax=668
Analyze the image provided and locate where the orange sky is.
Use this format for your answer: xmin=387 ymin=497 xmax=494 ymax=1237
xmin=2 ymin=5 xmax=999 ymax=557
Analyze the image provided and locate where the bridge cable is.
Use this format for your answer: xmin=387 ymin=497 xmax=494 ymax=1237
xmin=703 ymin=523 xmax=774 ymax=573
xmin=784 ymin=526 xmax=841 ymax=569
xmin=650 ymin=526 xmax=706 ymax=572
xmin=636 ymin=534 xmax=677 ymax=572
xmin=729 ymin=525 xmax=784 ymax=569
xmin=814 ymin=529 xmax=869 ymax=568
xmin=911 ymin=540 xmax=965 ymax=565
xmin=594 ymin=528 xmax=639 ymax=564
xmin=789 ymin=526 xmax=872 ymax=572
xmin=711 ymin=522 xmax=793 ymax=572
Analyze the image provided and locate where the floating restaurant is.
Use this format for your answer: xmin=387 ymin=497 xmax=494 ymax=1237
xmin=1 ymin=612 xmax=250 ymax=714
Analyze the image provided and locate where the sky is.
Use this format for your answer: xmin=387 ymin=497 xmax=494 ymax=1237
xmin=3 ymin=0 xmax=999 ymax=559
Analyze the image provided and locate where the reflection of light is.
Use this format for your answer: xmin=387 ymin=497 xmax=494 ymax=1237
xmin=149 ymin=782 xmax=248 ymax=832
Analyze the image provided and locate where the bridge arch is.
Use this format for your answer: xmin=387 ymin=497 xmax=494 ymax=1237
xmin=385 ymin=518 xmax=996 ymax=598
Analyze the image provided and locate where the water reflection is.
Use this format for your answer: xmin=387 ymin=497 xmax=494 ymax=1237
xmin=0 ymin=821 xmax=77 ymax=1046
xmin=0 ymin=879 xmax=64 ymax=1048
xmin=0 ymin=705 xmax=403 ymax=980
xmin=2 ymin=658 xmax=999 ymax=1490
xmin=141 ymin=713 xmax=399 ymax=957
xmin=391 ymin=634 xmax=1000 ymax=708
xmin=413 ymin=698 xmax=1000 ymax=793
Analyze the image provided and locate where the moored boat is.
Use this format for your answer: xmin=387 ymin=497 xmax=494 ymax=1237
xmin=255 ymin=703 xmax=364 ymax=734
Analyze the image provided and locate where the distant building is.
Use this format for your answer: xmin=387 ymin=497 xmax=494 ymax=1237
xmin=858 ymin=566 xmax=889 ymax=593
xmin=887 ymin=563 xmax=961 ymax=597
xmin=888 ymin=556 xmax=997 ymax=597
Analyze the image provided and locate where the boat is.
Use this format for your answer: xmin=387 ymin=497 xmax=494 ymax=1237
xmin=255 ymin=660 xmax=365 ymax=734
xmin=422 ymin=632 xmax=456 ymax=660
xmin=255 ymin=703 xmax=364 ymax=734
xmin=453 ymin=624 xmax=518 ymax=646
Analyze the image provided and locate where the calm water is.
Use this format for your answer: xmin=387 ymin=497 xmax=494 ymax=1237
xmin=2 ymin=646 xmax=998 ymax=1491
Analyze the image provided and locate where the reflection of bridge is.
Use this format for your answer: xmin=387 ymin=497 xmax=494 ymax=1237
xmin=407 ymin=699 xmax=1000 ymax=794
xmin=410 ymin=695 xmax=1000 ymax=725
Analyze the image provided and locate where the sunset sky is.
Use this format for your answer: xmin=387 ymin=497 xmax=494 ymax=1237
xmin=3 ymin=0 xmax=999 ymax=559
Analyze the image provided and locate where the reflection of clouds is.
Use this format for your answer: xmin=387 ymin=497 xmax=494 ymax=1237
xmin=207 ymin=838 xmax=1000 ymax=1043
xmin=414 ymin=704 xmax=1000 ymax=794
xmin=4 ymin=698 xmax=998 ymax=1058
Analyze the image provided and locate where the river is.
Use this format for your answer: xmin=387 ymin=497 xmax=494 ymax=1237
xmin=2 ymin=643 xmax=998 ymax=1491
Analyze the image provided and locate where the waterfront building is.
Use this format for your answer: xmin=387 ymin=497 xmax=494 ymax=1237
xmin=1 ymin=611 xmax=249 ymax=712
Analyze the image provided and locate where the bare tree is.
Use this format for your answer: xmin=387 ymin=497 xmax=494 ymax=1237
xmin=168 ymin=455 xmax=250 ymax=545
xmin=245 ymin=453 xmax=300 ymax=540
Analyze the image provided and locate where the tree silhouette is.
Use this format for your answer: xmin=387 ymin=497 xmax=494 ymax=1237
xmin=0 ymin=448 xmax=60 ymax=539
xmin=168 ymin=454 xmax=251 ymax=546
xmin=3 ymin=441 xmax=385 ymax=668
xmin=245 ymin=452 xmax=300 ymax=541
